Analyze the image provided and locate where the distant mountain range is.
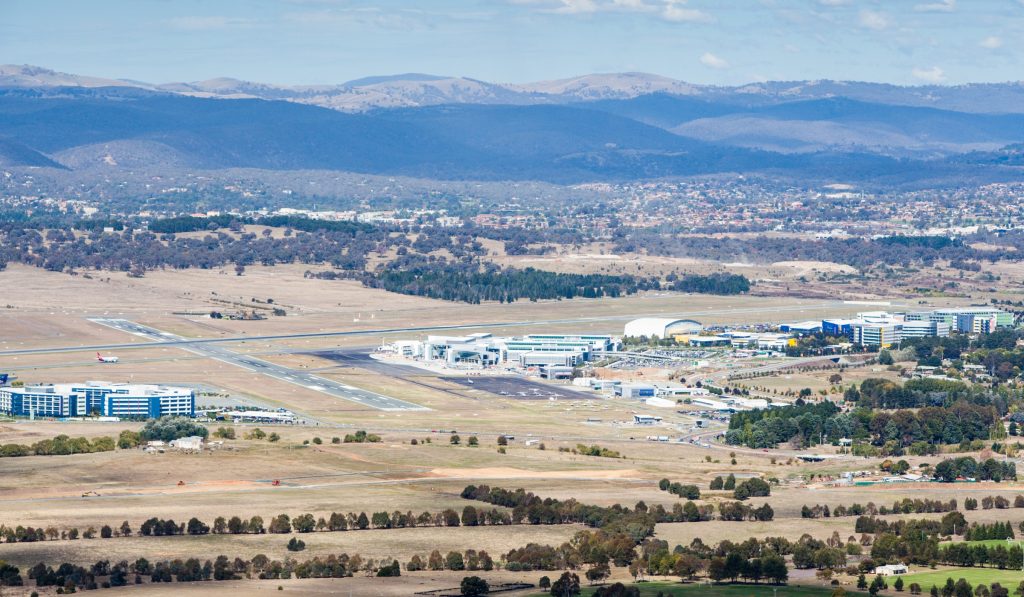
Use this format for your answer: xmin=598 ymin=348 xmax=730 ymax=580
xmin=1 ymin=64 xmax=1024 ymax=186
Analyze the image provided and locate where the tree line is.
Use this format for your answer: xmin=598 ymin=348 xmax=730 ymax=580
xmin=801 ymin=498 xmax=960 ymax=519
xmin=0 ymin=433 xmax=121 ymax=457
xmin=358 ymin=259 xmax=657 ymax=304
xmin=963 ymin=521 xmax=1015 ymax=541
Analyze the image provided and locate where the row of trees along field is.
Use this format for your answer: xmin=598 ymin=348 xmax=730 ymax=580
xmin=0 ymin=419 xmax=208 ymax=458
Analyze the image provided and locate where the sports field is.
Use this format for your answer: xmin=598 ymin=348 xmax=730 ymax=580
xmin=901 ymin=568 xmax=1024 ymax=590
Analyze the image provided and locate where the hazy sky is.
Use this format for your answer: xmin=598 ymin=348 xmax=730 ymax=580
xmin=3 ymin=0 xmax=1023 ymax=86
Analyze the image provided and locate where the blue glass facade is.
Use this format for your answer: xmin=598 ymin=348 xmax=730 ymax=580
xmin=0 ymin=383 xmax=195 ymax=418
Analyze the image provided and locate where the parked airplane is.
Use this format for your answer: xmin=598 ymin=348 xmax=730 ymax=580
xmin=96 ymin=353 xmax=120 ymax=363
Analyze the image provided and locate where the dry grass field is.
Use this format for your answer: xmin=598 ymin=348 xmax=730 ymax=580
xmin=1 ymin=264 xmax=1018 ymax=594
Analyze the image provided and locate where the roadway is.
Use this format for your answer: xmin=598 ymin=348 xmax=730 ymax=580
xmin=88 ymin=318 xmax=427 ymax=412
xmin=0 ymin=300 xmax=869 ymax=358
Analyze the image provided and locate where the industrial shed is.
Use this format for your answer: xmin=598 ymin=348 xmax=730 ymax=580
xmin=623 ymin=318 xmax=702 ymax=339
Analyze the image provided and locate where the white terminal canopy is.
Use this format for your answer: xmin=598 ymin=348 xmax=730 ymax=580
xmin=623 ymin=318 xmax=702 ymax=339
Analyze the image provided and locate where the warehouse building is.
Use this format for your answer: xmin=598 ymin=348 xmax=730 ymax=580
xmin=0 ymin=382 xmax=195 ymax=419
xmin=623 ymin=318 xmax=702 ymax=339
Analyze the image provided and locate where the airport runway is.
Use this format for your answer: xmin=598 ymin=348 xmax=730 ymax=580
xmin=88 ymin=318 xmax=427 ymax=412
xmin=0 ymin=300 xmax=871 ymax=358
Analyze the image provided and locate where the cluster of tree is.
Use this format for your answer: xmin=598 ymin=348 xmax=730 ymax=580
xmin=732 ymin=478 xmax=771 ymax=501
xmin=667 ymin=272 xmax=750 ymax=295
xmin=657 ymin=478 xmax=700 ymax=500
xmin=405 ymin=549 xmax=494 ymax=573
xmin=801 ymin=498 xmax=958 ymax=519
xmin=147 ymin=215 xmax=373 ymax=236
xmin=727 ymin=391 xmax=1002 ymax=450
xmin=856 ymin=512 xmax=963 ymax=538
xmin=574 ymin=444 xmax=624 ymax=458
xmin=460 ymin=485 xmax=656 ymax=540
xmin=0 ymin=213 xmax=417 ymax=275
xmin=963 ymin=521 xmax=1015 ymax=541
xmin=590 ymin=582 xmax=638 ymax=597
xmin=503 ymin=529 xmax=640 ymax=573
xmin=725 ymin=400 xmax=840 ymax=448
xmin=934 ymin=456 xmax=1016 ymax=482
xmin=147 ymin=215 xmax=250 ymax=234
xmin=359 ymin=260 xmax=656 ymax=304
xmin=709 ymin=474 xmax=736 ymax=490
xmin=717 ymin=501 xmax=775 ymax=522
xmin=0 ymin=561 xmax=21 ymax=587
xmin=342 ymin=430 xmax=381 ymax=443
xmin=614 ymin=229 xmax=985 ymax=269
xmin=706 ymin=551 xmax=788 ymax=584
xmin=140 ymin=417 xmax=209 ymax=442
xmin=613 ymin=228 xmax=978 ymax=269
xmin=640 ymin=536 xmax=790 ymax=585
xmin=0 ymin=434 xmax=117 ymax=457
xmin=965 ymin=495 xmax=1019 ymax=510
xmin=845 ymin=378 xmax=1007 ymax=411
xmin=139 ymin=518 xmax=194 ymax=537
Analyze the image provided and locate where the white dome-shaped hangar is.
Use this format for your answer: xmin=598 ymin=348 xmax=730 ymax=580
xmin=624 ymin=318 xmax=703 ymax=339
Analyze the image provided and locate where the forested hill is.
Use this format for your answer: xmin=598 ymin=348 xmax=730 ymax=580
xmin=1 ymin=85 xmax=1023 ymax=185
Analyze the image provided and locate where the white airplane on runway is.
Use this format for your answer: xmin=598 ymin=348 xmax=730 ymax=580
xmin=96 ymin=352 xmax=120 ymax=363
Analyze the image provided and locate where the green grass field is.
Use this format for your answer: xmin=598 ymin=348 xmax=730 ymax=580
xmin=901 ymin=568 xmax=1024 ymax=590
xmin=941 ymin=539 xmax=1024 ymax=549
xmin=533 ymin=582 xmax=862 ymax=596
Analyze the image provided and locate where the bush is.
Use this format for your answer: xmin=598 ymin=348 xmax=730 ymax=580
xmin=460 ymin=576 xmax=489 ymax=597
xmin=734 ymin=478 xmax=771 ymax=500
xmin=376 ymin=561 xmax=401 ymax=577
xmin=140 ymin=417 xmax=208 ymax=442
xmin=213 ymin=427 xmax=236 ymax=440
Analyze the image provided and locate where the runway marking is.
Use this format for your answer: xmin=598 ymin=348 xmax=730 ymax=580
xmin=86 ymin=318 xmax=427 ymax=412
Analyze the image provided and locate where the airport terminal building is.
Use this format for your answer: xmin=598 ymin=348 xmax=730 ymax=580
xmin=0 ymin=382 xmax=195 ymax=419
xmin=410 ymin=333 xmax=619 ymax=367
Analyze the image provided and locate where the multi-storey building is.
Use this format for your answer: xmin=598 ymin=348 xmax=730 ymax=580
xmin=0 ymin=382 xmax=195 ymax=418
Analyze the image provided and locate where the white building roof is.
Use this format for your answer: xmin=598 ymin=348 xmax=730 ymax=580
xmin=624 ymin=318 xmax=702 ymax=338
